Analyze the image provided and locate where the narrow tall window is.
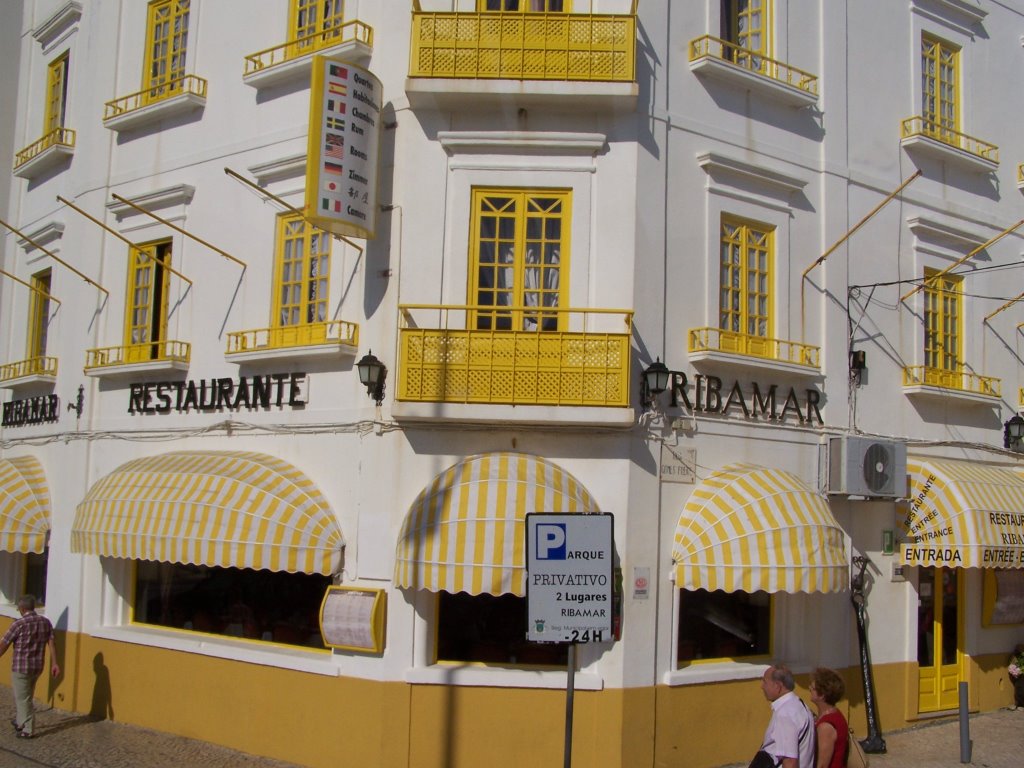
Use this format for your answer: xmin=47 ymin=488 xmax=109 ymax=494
xmin=44 ymin=54 xmax=69 ymax=134
xmin=125 ymin=241 xmax=171 ymax=362
xmin=922 ymin=34 xmax=959 ymax=139
xmin=924 ymin=269 xmax=962 ymax=373
xmin=677 ymin=589 xmax=771 ymax=664
xmin=722 ymin=0 xmax=770 ymax=59
xmin=470 ymin=189 xmax=569 ymax=332
xmin=273 ymin=213 xmax=330 ymax=328
xmin=481 ymin=1 xmax=567 ymax=10
xmin=719 ymin=217 xmax=773 ymax=340
xmin=144 ymin=0 xmax=189 ymax=94
xmin=291 ymin=0 xmax=345 ymax=40
xmin=27 ymin=270 xmax=52 ymax=362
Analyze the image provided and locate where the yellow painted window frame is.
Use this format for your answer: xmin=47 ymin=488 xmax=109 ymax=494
xmin=143 ymin=0 xmax=190 ymax=91
xmin=922 ymin=33 xmax=959 ymax=132
xmin=476 ymin=1 xmax=570 ymax=11
xmin=923 ymin=267 xmax=962 ymax=373
xmin=27 ymin=269 xmax=52 ymax=359
xmin=676 ymin=588 xmax=774 ymax=668
xmin=271 ymin=213 xmax=331 ymax=328
xmin=123 ymin=240 xmax=171 ymax=348
xmin=45 ymin=54 xmax=69 ymax=133
xmin=719 ymin=216 xmax=774 ymax=339
xmin=469 ymin=187 xmax=571 ymax=332
xmin=290 ymin=0 xmax=345 ymax=39
xmin=723 ymin=0 xmax=772 ymax=57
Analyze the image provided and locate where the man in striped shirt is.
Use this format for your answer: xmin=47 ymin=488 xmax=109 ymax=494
xmin=0 ymin=595 xmax=59 ymax=738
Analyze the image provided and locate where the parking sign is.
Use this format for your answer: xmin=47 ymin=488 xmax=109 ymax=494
xmin=526 ymin=513 xmax=614 ymax=643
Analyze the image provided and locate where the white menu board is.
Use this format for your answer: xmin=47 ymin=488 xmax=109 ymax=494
xmin=319 ymin=586 xmax=386 ymax=653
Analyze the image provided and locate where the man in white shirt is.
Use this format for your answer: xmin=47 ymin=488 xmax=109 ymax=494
xmin=759 ymin=664 xmax=815 ymax=768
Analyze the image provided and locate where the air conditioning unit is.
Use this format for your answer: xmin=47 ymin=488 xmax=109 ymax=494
xmin=825 ymin=436 xmax=907 ymax=498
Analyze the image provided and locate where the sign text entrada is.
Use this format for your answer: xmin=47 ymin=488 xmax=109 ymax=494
xmin=128 ymin=373 xmax=306 ymax=414
xmin=666 ymin=372 xmax=822 ymax=424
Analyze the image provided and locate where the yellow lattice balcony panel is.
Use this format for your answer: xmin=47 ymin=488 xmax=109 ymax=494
xmin=13 ymin=128 xmax=75 ymax=179
xmin=398 ymin=305 xmax=632 ymax=407
xmin=243 ymin=21 xmax=373 ymax=87
xmin=902 ymin=366 xmax=1001 ymax=401
xmin=85 ymin=341 xmax=190 ymax=375
xmin=103 ymin=75 xmax=207 ymax=132
xmin=225 ymin=321 xmax=359 ymax=364
xmin=688 ymin=35 xmax=818 ymax=107
xmin=409 ymin=8 xmax=635 ymax=83
xmin=901 ymin=116 xmax=998 ymax=171
xmin=0 ymin=357 xmax=58 ymax=388
xmin=689 ymin=327 xmax=820 ymax=370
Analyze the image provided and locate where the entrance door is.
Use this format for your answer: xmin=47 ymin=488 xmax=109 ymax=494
xmin=917 ymin=567 xmax=962 ymax=712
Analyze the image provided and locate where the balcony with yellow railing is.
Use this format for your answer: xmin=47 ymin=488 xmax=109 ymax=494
xmin=225 ymin=320 xmax=359 ymax=364
xmin=395 ymin=305 xmax=632 ymax=422
xmin=84 ymin=340 xmax=190 ymax=379
xmin=243 ymin=20 xmax=373 ymax=89
xmin=902 ymin=365 xmax=1001 ymax=404
xmin=0 ymin=357 xmax=58 ymax=389
xmin=688 ymin=35 xmax=819 ymax=108
xmin=13 ymin=127 xmax=75 ymax=179
xmin=103 ymin=74 xmax=207 ymax=133
xmin=688 ymin=327 xmax=820 ymax=375
xmin=406 ymin=3 xmax=637 ymax=109
xmin=900 ymin=117 xmax=998 ymax=172
xmin=1017 ymin=163 xmax=1024 ymax=191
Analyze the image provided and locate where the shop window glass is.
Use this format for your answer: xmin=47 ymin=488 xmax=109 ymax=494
xmin=133 ymin=561 xmax=330 ymax=649
xmin=677 ymin=588 xmax=771 ymax=663
xmin=470 ymin=188 xmax=569 ymax=332
xmin=24 ymin=550 xmax=48 ymax=607
xmin=437 ymin=591 xmax=567 ymax=666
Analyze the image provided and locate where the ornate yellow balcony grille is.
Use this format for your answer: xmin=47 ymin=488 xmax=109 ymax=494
xmin=409 ymin=10 xmax=636 ymax=81
xmin=901 ymin=116 xmax=998 ymax=163
xmin=85 ymin=341 xmax=190 ymax=370
xmin=688 ymin=35 xmax=819 ymax=96
xmin=0 ymin=357 xmax=58 ymax=382
xmin=398 ymin=305 xmax=632 ymax=406
xmin=226 ymin=320 xmax=359 ymax=354
xmin=244 ymin=20 xmax=374 ymax=76
xmin=104 ymin=74 xmax=207 ymax=120
xmin=689 ymin=327 xmax=820 ymax=368
xmin=14 ymin=128 xmax=76 ymax=170
xmin=902 ymin=365 xmax=1000 ymax=397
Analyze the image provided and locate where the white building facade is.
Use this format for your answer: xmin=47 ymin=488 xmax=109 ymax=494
xmin=1 ymin=1 xmax=1023 ymax=766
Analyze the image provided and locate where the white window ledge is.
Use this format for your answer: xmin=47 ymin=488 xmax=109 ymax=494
xmin=243 ymin=40 xmax=372 ymax=90
xmin=405 ymin=78 xmax=638 ymax=112
xmin=406 ymin=664 xmax=604 ymax=690
xmin=0 ymin=373 xmax=57 ymax=392
xmin=664 ymin=661 xmax=769 ymax=687
xmin=91 ymin=625 xmax=341 ymax=676
xmin=689 ymin=57 xmax=817 ymax=108
xmin=688 ymin=350 xmax=822 ymax=380
xmin=391 ymin=401 xmax=636 ymax=428
xmin=103 ymin=92 xmax=206 ymax=133
xmin=226 ymin=343 xmax=358 ymax=366
xmin=901 ymin=134 xmax=998 ymax=173
xmin=902 ymin=384 xmax=1000 ymax=406
xmin=13 ymin=143 xmax=74 ymax=180
xmin=85 ymin=359 xmax=189 ymax=381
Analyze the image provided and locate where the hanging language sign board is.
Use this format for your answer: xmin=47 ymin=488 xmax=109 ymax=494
xmin=305 ymin=56 xmax=382 ymax=239
xmin=526 ymin=513 xmax=614 ymax=644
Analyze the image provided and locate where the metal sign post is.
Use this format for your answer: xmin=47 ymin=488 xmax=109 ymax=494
xmin=526 ymin=513 xmax=614 ymax=768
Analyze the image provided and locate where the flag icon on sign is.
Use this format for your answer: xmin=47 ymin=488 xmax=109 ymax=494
xmin=330 ymin=64 xmax=348 ymax=78
xmin=324 ymin=161 xmax=343 ymax=175
xmin=327 ymin=116 xmax=345 ymax=131
xmin=327 ymin=100 xmax=346 ymax=115
xmin=328 ymin=81 xmax=347 ymax=96
xmin=325 ymin=133 xmax=344 ymax=159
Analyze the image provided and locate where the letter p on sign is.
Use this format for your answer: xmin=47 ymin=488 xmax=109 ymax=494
xmin=536 ymin=524 xmax=567 ymax=560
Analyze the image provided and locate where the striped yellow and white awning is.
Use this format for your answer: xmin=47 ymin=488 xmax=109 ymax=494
xmin=900 ymin=457 xmax=1024 ymax=568
xmin=0 ymin=456 xmax=50 ymax=554
xmin=71 ymin=451 xmax=343 ymax=575
xmin=672 ymin=464 xmax=849 ymax=594
xmin=394 ymin=452 xmax=600 ymax=596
